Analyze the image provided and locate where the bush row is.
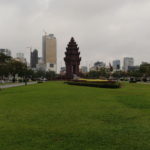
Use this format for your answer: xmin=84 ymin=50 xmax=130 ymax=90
xmin=65 ymin=80 xmax=121 ymax=88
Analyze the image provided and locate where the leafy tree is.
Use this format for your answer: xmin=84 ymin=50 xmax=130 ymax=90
xmin=88 ymin=71 xmax=100 ymax=78
xmin=87 ymin=68 xmax=110 ymax=79
xmin=112 ymin=71 xmax=128 ymax=78
xmin=0 ymin=53 xmax=12 ymax=79
xmin=128 ymin=70 xmax=142 ymax=78
xmin=34 ymin=70 xmax=46 ymax=79
xmin=8 ymin=60 xmax=27 ymax=82
xmin=140 ymin=63 xmax=150 ymax=77
xmin=0 ymin=53 xmax=11 ymax=63
xmin=46 ymin=71 xmax=56 ymax=80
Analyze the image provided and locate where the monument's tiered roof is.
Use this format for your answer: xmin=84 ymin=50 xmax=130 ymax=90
xmin=64 ymin=37 xmax=81 ymax=79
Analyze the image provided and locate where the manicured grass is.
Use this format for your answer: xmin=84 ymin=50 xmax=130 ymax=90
xmin=0 ymin=82 xmax=150 ymax=150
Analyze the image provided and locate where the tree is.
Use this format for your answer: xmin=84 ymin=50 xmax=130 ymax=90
xmin=140 ymin=63 xmax=150 ymax=77
xmin=8 ymin=60 xmax=27 ymax=82
xmin=0 ymin=53 xmax=11 ymax=63
xmin=34 ymin=70 xmax=46 ymax=79
xmin=112 ymin=71 xmax=128 ymax=79
xmin=46 ymin=71 xmax=56 ymax=80
xmin=87 ymin=68 xmax=110 ymax=79
xmin=88 ymin=71 xmax=100 ymax=78
xmin=128 ymin=70 xmax=142 ymax=78
xmin=0 ymin=53 xmax=12 ymax=79
xmin=0 ymin=53 xmax=34 ymax=83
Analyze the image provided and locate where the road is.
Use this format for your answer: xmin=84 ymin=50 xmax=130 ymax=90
xmin=0 ymin=82 xmax=37 ymax=89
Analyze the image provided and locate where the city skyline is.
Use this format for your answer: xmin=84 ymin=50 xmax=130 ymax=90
xmin=0 ymin=0 xmax=150 ymax=69
xmin=0 ymin=45 xmax=147 ymax=72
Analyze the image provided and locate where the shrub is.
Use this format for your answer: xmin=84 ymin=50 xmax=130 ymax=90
xmin=129 ymin=78 xmax=137 ymax=83
xmin=65 ymin=80 xmax=121 ymax=88
xmin=143 ymin=78 xmax=147 ymax=82
xmin=18 ymin=79 xmax=23 ymax=83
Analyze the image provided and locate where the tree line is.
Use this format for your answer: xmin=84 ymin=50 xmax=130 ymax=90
xmin=81 ymin=63 xmax=150 ymax=81
xmin=1 ymin=52 xmax=150 ymax=82
xmin=0 ymin=53 xmax=56 ymax=82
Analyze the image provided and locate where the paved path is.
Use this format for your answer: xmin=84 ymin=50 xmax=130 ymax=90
xmin=0 ymin=82 xmax=37 ymax=89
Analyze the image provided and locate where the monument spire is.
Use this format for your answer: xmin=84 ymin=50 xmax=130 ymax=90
xmin=64 ymin=37 xmax=81 ymax=79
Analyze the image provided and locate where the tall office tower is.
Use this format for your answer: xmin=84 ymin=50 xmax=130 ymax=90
xmin=113 ymin=60 xmax=121 ymax=71
xmin=0 ymin=49 xmax=11 ymax=56
xmin=30 ymin=49 xmax=38 ymax=68
xmin=42 ymin=34 xmax=57 ymax=72
xmin=123 ymin=57 xmax=134 ymax=71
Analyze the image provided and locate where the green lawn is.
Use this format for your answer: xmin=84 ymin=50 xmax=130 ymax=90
xmin=0 ymin=82 xmax=150 ymax=150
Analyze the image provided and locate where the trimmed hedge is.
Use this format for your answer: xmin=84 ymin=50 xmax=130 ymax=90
xmin=65 ymin=80 xmax=121 ymax=88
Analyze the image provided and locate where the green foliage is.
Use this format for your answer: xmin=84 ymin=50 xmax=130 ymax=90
xmin=0 ymin=53 xmax=12 ymax=78
xmin=0 ymin=63 xmax=10 ymax=77
xmin=0 ymin=82 xmax=150 ymax=150
xmin=112 ymin=71 xmax=128 ymax=78
xmin=34 ymin=70 xmax=46 ymax=78
xmin=128 ymin=70 xmax=142 ymax=78
xmin=112 ymin=63 xmax=150 ymax=79
xmin=31 ymin=70 xmax=57 ymax=80
xmin=140 ymin=63 xmax=150 ymax=77
xmin=88 ymin=68 xmax=110 ymax=78
xmin=66 ymin=80 xmax=121 ymax=88
xmin=46 ymin=71 xmax=56 ymax=80
xmin=0 ymin=53 xmax=28 ymax=80
xmin=0 ymin=53 xmax=57 ymax=81
xmin=8 ymin=59 xmax=27 ymax=77
xmin=0 ymin=52 xmax=11 ymax=63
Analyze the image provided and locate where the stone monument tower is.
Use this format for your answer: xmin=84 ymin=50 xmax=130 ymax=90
xmin=64 ymin=37 xmax=81 ymax=79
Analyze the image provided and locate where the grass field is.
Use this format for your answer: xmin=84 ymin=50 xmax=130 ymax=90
xmin=0 ymin=82 xmax=150 ymax=150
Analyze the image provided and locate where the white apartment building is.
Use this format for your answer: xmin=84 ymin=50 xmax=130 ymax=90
xmin=123 ymin=57 xmax=134 ymax=71
xmin=15 ymin=53 xmax=27 ymax=64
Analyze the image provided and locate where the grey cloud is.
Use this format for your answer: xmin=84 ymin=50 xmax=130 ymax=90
xmin=0 ymin=0 xmax=150 ymax=70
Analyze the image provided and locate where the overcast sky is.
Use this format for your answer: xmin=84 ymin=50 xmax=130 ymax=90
xmin=0 ymin=0 xmax=150 ymax=69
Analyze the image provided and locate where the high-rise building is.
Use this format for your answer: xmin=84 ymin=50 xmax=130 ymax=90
xmin=80 ymin=66 xmax=88 ymax=73
xmin=42 ymin=34 xmax=57 ymax=72
xmin=36 ymin=57 xmax=45 ymax=71
xmin=30 ymin=49 xmax=38 ymax=68
xmin=16 ymin=52 xmax=27 ymax=64
xmin=16 ymin=53 xmax=24 ymax=58
xmin=113 ymin=60 xmax=121 ymax=71
xmin=123 ymin=57 xmax=134 ymax=71
xmin=0 ymin=49 xmax=11 ymax=56
xmin=38 ymin=57 xmax=43 ymax=64
xmin=60 ymin=67 xmax=66 ymax=75
xmin=90 ymin=61 xmax=105 ymax=71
